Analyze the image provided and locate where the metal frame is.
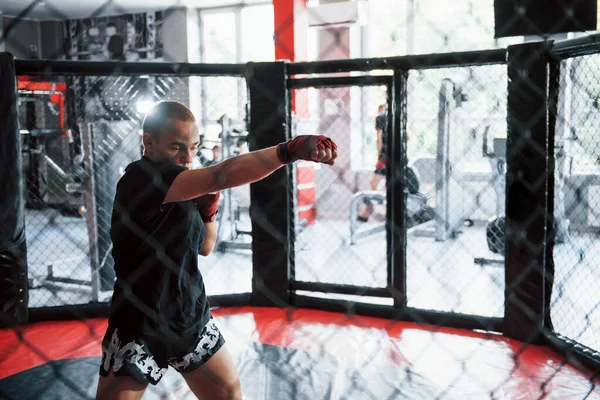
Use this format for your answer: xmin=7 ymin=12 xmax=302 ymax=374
xmin=293 ymin=296 xmax=503 ymax=333
xmin=552 ymin=32 xmax=600 ymax=59
xmin=286 ymin=73 xmax=401 ymax=311
xmin=543 ymin=35 xmax=600 ymax=371
xmin=7 ymin=47 xmax=598 ymax=373
xmin=27 ymin=294 xmax=251 ymax=322
xmin=14 ymin=59 xmax=246 ymax=77
xmin=288 ymin=48 xmax=507 ymax=75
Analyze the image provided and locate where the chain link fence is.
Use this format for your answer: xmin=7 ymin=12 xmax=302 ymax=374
xmin=552 ymin=53 xmax=600 ymax=354
xmin=292 ymin=84 xmax=390 ymax=296
xmin=404 ymin=64 xmax=508 ymax=318
xmin=17 ymin=73 xmax=251 ymax=308
xmin=1 ymin=1 xmax=600 ymax=399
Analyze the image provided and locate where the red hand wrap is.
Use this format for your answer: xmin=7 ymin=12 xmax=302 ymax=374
xmin=276 ymin=135 xmax=337 ymax=164
xmin=193 ymin=192 xmax=220 ymax=222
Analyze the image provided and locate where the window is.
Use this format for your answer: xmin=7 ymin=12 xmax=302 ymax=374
xmin=201 ymin=11 xmax=237 ymax=63
xmin=366 ymin=0 xmax=524 ymax=58
xmin=199 ymin=3 xmax=274 ymax=135
xmin=241 ymin=4 xmax=275 ymax=62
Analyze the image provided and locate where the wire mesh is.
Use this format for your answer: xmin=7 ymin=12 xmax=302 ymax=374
xmin=1 ymin=1 xmax=600 ymax=399
xmin=291 ymin=84 xmax=390 ymax=300
xmin=552 ymin=54 xmax=600 ymax=354
xmin=405 ymin=65 xmax=507 ymax=318
xmin=18 ymin=73 xmax=250 ymax=308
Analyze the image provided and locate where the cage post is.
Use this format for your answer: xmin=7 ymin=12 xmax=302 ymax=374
xmin=0 ymin=52 xmax=29 ymax=327
xmin=390 ymin=70 xmax=408 ymax=309
xmin=80 ymin=123 xmax=100 ymax=302
xmin=246 ymin=61 xmax=293 ymax=307
xmin=504 ymin=41 xmax=554 ymax=344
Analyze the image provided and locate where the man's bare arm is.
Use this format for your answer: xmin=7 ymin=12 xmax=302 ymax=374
xmin=164 ymin=146 xmax=284 ymax=204
xmin=199 ymin=221 xmax=217 ymax=256
xmin=164 ymin=135 xmax=337 ymax=204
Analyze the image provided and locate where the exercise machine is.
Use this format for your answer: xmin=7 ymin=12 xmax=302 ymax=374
xmin=349 ymin=165 xmax=433 ymax=245
xmin=216 ymin=123 xmax=252 ymax=252
xmin=475 ymin=126 xmax=570 ymax=266
xmin=474 ymin=127 xmax=506 ymax=266
xmin=350 ymin=79 xmax=469 ymax=245
xmin=18 ymin=78 xmax=85 ymax=216
xmin=198 ymin=115 xmax=253 ymax=252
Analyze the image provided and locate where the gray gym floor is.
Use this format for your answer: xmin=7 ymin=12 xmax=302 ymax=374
xmin=24 ymin=209 xmax=599 ymax=353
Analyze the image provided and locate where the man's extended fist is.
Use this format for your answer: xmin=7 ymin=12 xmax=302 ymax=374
xmin=277 ymin=135 xmax=338 ymax=165
xmin=193 ymin=192 xmax=220 ymax=223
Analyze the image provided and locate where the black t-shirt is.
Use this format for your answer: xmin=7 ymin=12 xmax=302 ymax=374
xmin=375 ymin=112 xmax=387 ymax=158
xmin=107 ymin=35 xmax=125 ymax=60
xmin=108 ymin=156 xmax=210 ymax=337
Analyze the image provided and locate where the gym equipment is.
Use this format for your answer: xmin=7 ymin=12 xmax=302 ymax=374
xmin=482 ymin=126 xmax=506 ymax=220
xmin=349 ymin=191 xmax=386 ymax=244
xmin=21 ymin=128 xmax=86 ymax=216
xmin=18 ymin=79 xmax=98 ymax=298
xmin=473 ymin=127 xmax=507 ymax=266
xmin=199 ymin=115 xmax=253 ymax=252
xmin=486 ymin=215 xmax=505 ymax=255
xmin=349 ymin=166 xmax=432 ymax=245
xmin=402 ymin=79 xmax=473 ymax=240
xmin=350 ymin=78 xmax=468 ymax=244
xmin=475 ymin=126 xmax=570 ymax=266
xmin=18 ymin=78 xmax=85 ymax=216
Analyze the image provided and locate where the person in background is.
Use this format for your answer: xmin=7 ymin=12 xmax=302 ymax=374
xmin=357 ymin=104 xmax=388 ymax=222
xmin=105 ymin=22 xmax=125 ymax=61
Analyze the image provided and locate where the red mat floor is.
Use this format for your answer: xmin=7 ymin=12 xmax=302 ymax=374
xmin=0 ymin=307 xmax=598 ymax=399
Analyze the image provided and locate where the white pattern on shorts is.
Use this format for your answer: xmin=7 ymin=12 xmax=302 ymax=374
xmin=102 ymin=328 xmax=168 ymax=383
xmin=169 ymin=318 xmax=221 ymax=371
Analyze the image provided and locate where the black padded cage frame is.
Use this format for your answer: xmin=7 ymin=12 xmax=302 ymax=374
xmin=0 ymin=40 xmax=598 ymax=374
xmin=543 ymin=34 xmax=600 ymax=373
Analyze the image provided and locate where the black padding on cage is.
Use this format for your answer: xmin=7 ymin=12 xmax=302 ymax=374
xmin=0 ymin=53 xmax=29 ymax=328
xmin=494 ymin=0 xmax=597 ymax=38
xmin=246 ymin=61 xmax=292 ymax=307
xmin=504 ymin=42 xmax=554 ymax=344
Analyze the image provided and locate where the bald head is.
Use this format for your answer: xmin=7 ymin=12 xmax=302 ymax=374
xmin=142 ymin=100 xmax=196 ymax=141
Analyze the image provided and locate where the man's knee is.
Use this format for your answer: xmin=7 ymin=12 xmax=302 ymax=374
xmin=215 ymin=376 xmax=242 ymax=400
xmin=96 ymin=373 xmax=147 ymax=400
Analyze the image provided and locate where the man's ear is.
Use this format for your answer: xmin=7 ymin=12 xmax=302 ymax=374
xmin=142 ymin=133 xmax=154 ymax=150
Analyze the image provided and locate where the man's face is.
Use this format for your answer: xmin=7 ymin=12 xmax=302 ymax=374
xmin=143 ymin=119 xmax=200 ymax=170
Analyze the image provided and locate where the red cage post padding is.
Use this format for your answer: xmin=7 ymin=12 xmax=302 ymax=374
xmin=274 ymin=0 xmax=317 ymax=226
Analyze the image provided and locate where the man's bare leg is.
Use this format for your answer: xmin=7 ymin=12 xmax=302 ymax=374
xmin=182 ymin=344 xmax=242 ymax=400
xmin=96 ymin=371 xmax=147 ymax=400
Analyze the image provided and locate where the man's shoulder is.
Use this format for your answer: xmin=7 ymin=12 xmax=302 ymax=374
xmin=122 ymin=157 xmax=174 ymax=177
xmin=117 ymin=157 xmax=187 ymax=197
xmin=119 ymin=158 xmax=147 ymax=180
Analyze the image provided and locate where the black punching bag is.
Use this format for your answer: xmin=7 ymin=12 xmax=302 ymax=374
xmin=495 ymin=0 xmax=597 ymax=38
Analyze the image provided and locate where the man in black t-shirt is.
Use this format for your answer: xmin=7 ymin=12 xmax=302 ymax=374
xmin=357 ymin=104 xmax=388 ymax=222
xmin=96 ymin=101 xmax=338 ymax=399
xmin=105 ymin=22 xmax=125 ymax=61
